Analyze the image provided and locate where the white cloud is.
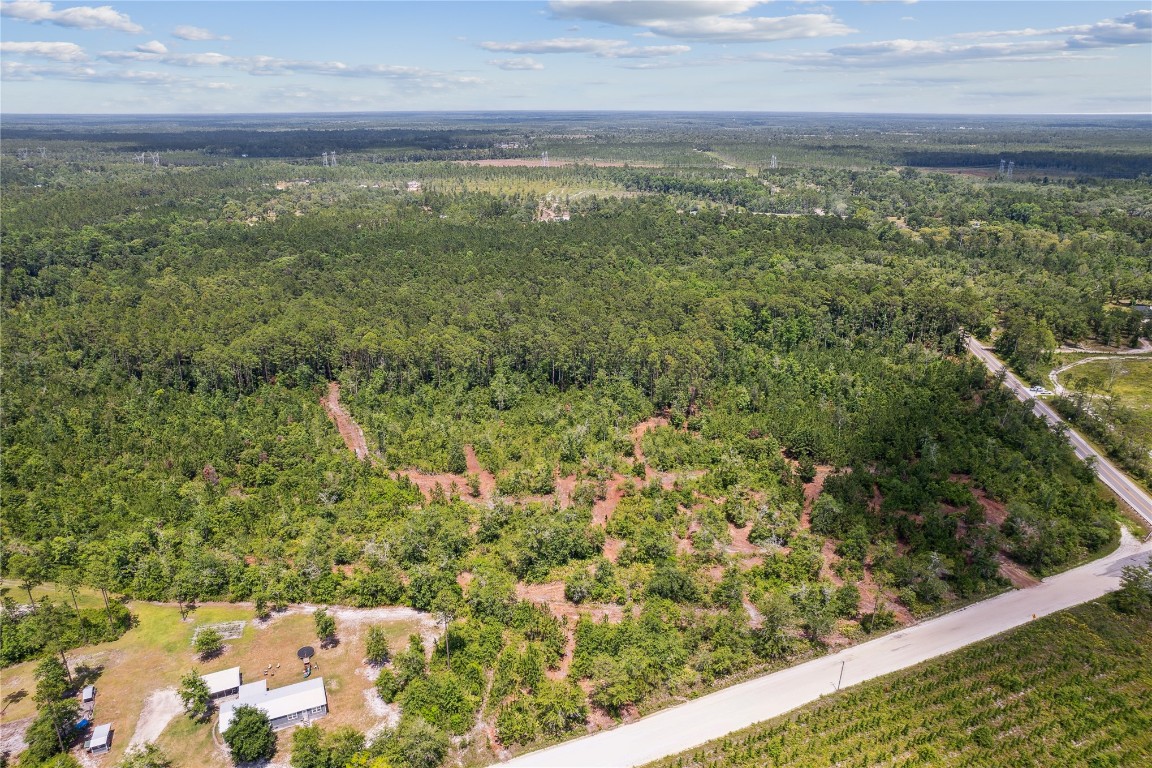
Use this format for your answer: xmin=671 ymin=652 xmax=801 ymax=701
xmin=0 ymin=0 xmax=142 ymax=33
xmin=92 ymin=47 xmax=483 ymax=89
xmin=0 ymin=40 xmax=86 ymax=61
xmin=488 ymin=57 xmax=545 ymax=70
xmin=479 ymin=37 xmax=689 ymax=58
xmin=135 ymin=40 xmax=167 ymax=54
xmin=951 ymin=10 xmax=1150 ymax=47
xmin=607 ymin=44 xmax=691 ymax=59
xmin=171 ymin=24 xmax=229 ymax=41
xmin=549 ymin=1 xmax=854 ymax=43
xmin=481 ymin=37 xmax=626 ymax=54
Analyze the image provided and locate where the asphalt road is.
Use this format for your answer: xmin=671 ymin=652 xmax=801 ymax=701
xmin=497 ymin=339 xmax=1152 ymax=768
xmin=965 ymin=338 xmax=1152 ymax=527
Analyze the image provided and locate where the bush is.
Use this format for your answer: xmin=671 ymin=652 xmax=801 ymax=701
xmin=117 ymin=743 xmax=173 ymax=768
xmin=375 ymin=668 xmax=399 ymax=703
xmin=193 ymin=627 xmax=223 ymax=660
xmin=365 ymin=625 xmax=391 ymax=665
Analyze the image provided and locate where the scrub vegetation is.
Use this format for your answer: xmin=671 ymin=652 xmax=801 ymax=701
xmin=2 ymin=113 xmax=1149 ymax=767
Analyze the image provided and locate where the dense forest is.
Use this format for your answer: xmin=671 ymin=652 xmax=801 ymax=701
xmin=1 ymin=114 xmax=1150 ymax=767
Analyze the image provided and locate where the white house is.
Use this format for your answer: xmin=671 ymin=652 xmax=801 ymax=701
xmin=218 ymin=677 xmax=328 ymax=732
xmin=201 ymin=666 xmax=242 ymax=699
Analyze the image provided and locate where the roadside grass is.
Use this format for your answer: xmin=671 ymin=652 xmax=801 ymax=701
xmin=0 ymin=595 xmax=432 ymax=767
xmin=646 ymin=600 xmax=1152 ymax=768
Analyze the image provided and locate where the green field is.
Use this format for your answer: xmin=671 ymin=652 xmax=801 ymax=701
xmin=647 ymin=600 xmax=1152 ymax=768
xmin=1064 ymin=358 xmax=1152 ymax=442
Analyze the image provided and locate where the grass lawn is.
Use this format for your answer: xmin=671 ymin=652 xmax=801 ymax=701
xmin=646 ymin=600 xmax=1152 ymax=768
xmin=0 ymin=583 xmax=435 ymax=767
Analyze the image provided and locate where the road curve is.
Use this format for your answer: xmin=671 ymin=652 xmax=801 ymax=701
xmin=496 ymin=339 xmax=1152 ymax=768
xmin=965 ymin=338 xmax=1152 ymax=527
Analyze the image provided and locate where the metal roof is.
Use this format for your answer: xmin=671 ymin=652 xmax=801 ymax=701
xmin=219 ymin=677 xmax=327 ymax=732
xmin=201 ymin=666 xmax=241 ymax=695
xmin=90 ymin=723 xmax=111 ymax=747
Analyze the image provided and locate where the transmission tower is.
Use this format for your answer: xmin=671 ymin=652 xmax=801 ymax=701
xmin=541 ymin=151 xmax=548 ymax=168
xmin=999 ymin=159 xmax=1006 ymax=174
xmin=770 ymin=154 xmax=778 ymax=170
xmin=16 ymin=148 xmax=29 ymax=160
xmin=1006 ymin=161 xmax=1014 ymax=179
xmin=37 ymin=147 xmax=47 ymax=159
xmin=322 ymin=152 xmax=329 ymax=167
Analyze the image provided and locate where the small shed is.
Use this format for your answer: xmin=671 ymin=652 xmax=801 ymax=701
xmin=81 ymin=685 xmax=96 ymax=703
xmin=86 ymin=723 xmax=112 ymax=754
xmin=202 ymin=666 xmax=242 ymax=699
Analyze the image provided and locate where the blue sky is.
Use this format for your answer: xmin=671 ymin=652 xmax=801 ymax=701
xmin=1 ymin=1 xmax=1149 ymax=113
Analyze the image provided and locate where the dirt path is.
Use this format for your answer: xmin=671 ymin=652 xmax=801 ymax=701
xmin=127 ymin=688 xmax=182 ymax=749
xmin=322 ymin=382 xmax=372 ymax=462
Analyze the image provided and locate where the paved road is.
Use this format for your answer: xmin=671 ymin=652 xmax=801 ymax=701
xmin=498 ymin=339 xmax=1152 ymax=768
xmin=966 ymin=338 xmax=1152 ymax=527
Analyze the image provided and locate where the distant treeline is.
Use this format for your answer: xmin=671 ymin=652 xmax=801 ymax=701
xmin=0 ymin=127 xmax=518 ymax=157
xmin=896 ymin=149 xmax=1152 ymax=178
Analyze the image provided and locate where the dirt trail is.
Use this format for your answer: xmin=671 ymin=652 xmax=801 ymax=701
xmin=322 ymin=382 xmax=372 ymax=462
xmin=127 ymin=688 xmax=182 ymax=749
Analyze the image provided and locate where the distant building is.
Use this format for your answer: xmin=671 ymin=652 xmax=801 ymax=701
xmin=202 ymin=667 xmax=242 ymax=699
xmin=86 ymin=723 xmax=112 ymax=754
xmin=407 ymin=180 xmax=422 ymax=192
xmin=218 ymin=677 xmax=328 ymax=732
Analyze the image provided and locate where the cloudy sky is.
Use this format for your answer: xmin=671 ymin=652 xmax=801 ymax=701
xmin=1 ymin=1 xmax=1149 ymax=114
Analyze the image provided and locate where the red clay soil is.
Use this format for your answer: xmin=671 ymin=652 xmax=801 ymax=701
xmin=820 ymin=539 xmax=845 ymax=586
xmin=801 ymin=465 xmax=836 ymax=524
xmin=631 ymin=416 xmax=668 ymax=464
xmin=464 ymin=445 xmax=497 ymax=499
xmin=725 ymin=522 xmax=761 ymax=556
xmin=322 ymin=382 xmax=373 ymax=462
xmin=997 ymin=555 xmax=1041 ymax=589
xmin=394 ymin=444 xmax=499 ymax=504
xmin=592 ymin=474 xmax=637 ymax=526
xmin=515 ymin=581 xmax=626 ymax=625
xmin=602 ymin=537 xmax=625 ymax=563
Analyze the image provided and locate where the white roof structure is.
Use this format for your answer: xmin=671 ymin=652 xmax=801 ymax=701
xmin=218 ymin=677 xmax=327 ymax=732
xmin=89 ymin=723 xmax=111 ymax=749
xmin=81 ymin=685 xmax=96 ymax=702
xmin=201 ymin=667 xmax=241 ymax=696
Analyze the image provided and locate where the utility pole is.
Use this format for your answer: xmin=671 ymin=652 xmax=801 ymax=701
xmin=836 ymin=660 xmax=846 ymax=691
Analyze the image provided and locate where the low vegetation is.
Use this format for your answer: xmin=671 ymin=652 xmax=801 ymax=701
xmin=2 ymin=113 xmax=1150 ymax=766
xmin=647 ymin=591 xmax=1152 ymax=768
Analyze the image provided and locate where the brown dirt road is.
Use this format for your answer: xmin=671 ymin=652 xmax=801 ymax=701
xmin=322 ymin=382 xmax=372 ymax=462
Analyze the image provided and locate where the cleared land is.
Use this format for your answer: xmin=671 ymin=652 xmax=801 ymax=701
xmin=1060 ymin=357 xmax=1152 ymax=446
xmin=646 ymin=599 xmax=1152 ymax=768
xmin=0 ymin=583 xmax=435 ymax=767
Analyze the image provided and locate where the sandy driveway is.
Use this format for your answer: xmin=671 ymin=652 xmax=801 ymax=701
xmin=127 ymin=688 xmax=182 ymax=750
